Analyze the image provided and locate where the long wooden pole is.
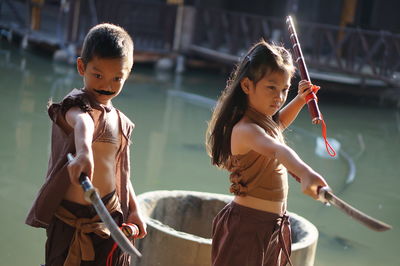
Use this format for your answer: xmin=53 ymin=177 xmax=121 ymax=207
xmin=286 ymin=16 xmax=322 ymax=124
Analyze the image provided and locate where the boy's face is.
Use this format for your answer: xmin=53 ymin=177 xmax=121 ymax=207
xmin=77 ymin=56 xmax=132 ymax=106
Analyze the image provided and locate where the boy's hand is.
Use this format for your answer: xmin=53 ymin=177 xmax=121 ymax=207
xmin=127 ymin=210 xmax=148 ymax=239
xmin=67 ymin=152 xmax=94 ymax=186
xmin=297 ymin=80 xmax=320 ymax=104
xmin=300 ymin=172 xmax=329 ymax=200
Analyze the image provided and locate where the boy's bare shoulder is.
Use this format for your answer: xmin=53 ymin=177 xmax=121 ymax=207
xmin=115 ymin=109 xmax=135 ymax=129
xmin=48 ymin=89 xmax=92 ymax=116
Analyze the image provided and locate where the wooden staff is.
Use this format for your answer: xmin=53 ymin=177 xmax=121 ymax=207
xmin=286 ymin=16 xmax=336 ymax=157
xmin=286 ymin=16 xmax=322 ymax=124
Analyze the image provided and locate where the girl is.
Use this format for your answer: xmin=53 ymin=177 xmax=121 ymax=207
xmin=206 ymin=40 xmax=329 ymax=266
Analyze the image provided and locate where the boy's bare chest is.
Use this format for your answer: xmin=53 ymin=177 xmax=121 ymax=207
xmin=94 ymin=109 xmax=121 ymax=152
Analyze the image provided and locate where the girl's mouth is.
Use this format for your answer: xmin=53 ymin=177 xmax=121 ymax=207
xmin=94 ymin=89 xmax=115 ymax=95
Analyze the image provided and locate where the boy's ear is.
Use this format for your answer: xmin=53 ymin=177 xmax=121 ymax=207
xmin=76 ymin=57 xmax=85 ymax=76
xmin=240 ymin=77 xmax=251 ymax=94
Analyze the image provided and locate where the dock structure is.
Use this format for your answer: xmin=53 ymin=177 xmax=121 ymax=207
xmin=0 ymin=0 xmax=177 ymax=59
xmin=1 ymin=1 xmax=400 ymax=93
xmin=187 ymin=8 xmax=400 ymax=89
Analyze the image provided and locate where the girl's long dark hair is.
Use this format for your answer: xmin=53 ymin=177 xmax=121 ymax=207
xmin=206 ymin=40 xmax=295 ymax=168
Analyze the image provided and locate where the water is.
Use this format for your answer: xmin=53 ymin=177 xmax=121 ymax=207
xmin=0 ymin=40 xmax=399 ymax=266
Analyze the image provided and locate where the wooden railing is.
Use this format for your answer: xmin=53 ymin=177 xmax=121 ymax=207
xmin=0 ymin=0 xmax=177 ymax=53
xmin=95 ymin=0 xmax=177 ymax=53
xmin=191 ymin=8 xmax=400 ymax=87
xmin=1 ymin=3 xmax=399 ymax=87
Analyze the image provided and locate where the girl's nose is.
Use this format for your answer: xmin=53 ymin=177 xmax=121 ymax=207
xmin=278 ymin=91 xmax=286 ymax=102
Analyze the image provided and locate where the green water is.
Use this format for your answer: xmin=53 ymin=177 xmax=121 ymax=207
xmin=0 ymin=40 xmax=399 ymax=266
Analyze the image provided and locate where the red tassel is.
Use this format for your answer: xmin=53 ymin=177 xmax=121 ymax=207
xmin=106 ymin=223 xmax=139 ymax=266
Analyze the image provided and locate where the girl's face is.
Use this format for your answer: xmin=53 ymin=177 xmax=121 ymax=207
xmin=241 ymin=71 xmax=291 ymax=116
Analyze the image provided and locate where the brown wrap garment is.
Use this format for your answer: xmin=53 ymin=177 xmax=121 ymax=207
xmin=25 ymin=89 xmax=135 ymax=228
xmin=25 ymin=89 xmax=135 ymax=265
xmin=212 ymin=107 xmax=293 ymax=266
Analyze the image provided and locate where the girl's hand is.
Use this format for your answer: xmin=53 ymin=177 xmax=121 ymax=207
xmin=67 ymin=152 xmax=94 ymax=186
xmin=300 ymin=172 xmax=329 ymax=200
xmin=297 ymin=80 xmax=320 ymax=104
xmin=127 ymin=210 xmax=147 ymax=239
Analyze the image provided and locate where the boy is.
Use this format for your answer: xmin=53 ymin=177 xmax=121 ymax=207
xmin=25 ymin=23 xmax=147 ymax=265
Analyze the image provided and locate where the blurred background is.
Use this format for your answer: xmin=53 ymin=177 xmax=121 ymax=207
xmin=0 ymin=0 xmax=399 ymax=265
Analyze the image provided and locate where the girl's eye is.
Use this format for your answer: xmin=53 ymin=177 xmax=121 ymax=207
xmin=268 ymin=86 xmax=276 ymax=90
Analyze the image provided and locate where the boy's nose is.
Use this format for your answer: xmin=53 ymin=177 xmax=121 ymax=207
xmin=100 ymin=83 xmax=113 ymax=91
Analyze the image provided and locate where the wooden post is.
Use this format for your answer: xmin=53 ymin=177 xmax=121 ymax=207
xmin=30 ymin=0 xmax=44 ymax=30
xmin=71 ymin=0 xmax=81 ymax=43
xmin=167 ymin=0 xmax=183 ymax=4
xmin=173 ymin=5 xmax=184 ymax=51
xmin=338 ymin=0 xmax=357 ymax=55
xmin=175 ymin=6 xmax=196 ymax=52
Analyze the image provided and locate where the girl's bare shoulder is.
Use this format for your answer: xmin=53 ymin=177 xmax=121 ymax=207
xmin=233 ymin=117 xmax=263 ymax=137
xmin=232 ymin=118 xmax=265 ymax=153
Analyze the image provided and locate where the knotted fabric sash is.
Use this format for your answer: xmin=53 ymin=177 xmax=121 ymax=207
xmin=277 ymin=214 xmax=293 ymax=266
xmin=54 ymin=193 xmax=121 ymax=266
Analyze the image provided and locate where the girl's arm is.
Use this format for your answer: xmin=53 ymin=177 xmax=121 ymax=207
xmin=127 ymin=181 xmax=148 ymax=239
xmin=65 ymin=106 xmax=95 ymax=185
xmin=279 ymin=80 xmax=315 ymax=129
xmin=233 ymin=122 xmax=328 ymax=199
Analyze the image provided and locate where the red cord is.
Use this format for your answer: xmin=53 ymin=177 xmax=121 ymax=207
xmin=106 ymin=223 xmax=139 ymax=266
xmin=307 ymin=85 xmax=336 ymax=157
xmin=106 ymin=243 xmax=119 ymax=266
xmin=305 ymin=85 xmax=320 ymax=102
xmin=321 ymin=120 xmax=336 ymax=157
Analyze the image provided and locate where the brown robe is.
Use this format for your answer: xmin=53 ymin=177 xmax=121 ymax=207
xmin=46 ymin=192 xmax=130 ymax=266
xmin=212 ymin=202 xmax=292 ymax=266
xmin=25 ymin=89 xmax=135 ymax=265
xmin=212 ymin=107 xmax=293 ymax=266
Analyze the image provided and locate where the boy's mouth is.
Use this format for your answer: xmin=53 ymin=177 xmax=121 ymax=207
xmin=94 ymin=89 xmax=115 ymax=95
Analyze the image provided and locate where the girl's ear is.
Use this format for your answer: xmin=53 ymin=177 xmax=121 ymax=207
xmin=240 ymin=77 xmax=251 ymax=94
xmin=76 ymin=57 xmax=85 ymax=76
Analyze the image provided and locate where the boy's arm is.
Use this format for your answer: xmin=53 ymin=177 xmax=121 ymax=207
xmin=65 ymin=106 xmax=95 ymax=185
xmin=279 ymin=80 xmax=315 ymax=129
xmin=127 ymin=181 xmax=147 ymax=239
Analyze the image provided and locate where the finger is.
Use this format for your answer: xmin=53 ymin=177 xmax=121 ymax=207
xmin=307 ymin=188 xmax=319 ymax=200
xmin=68 ymin=165 xmax=82 ymax=186
xmin=304 ymin=183 xmax=320 ymax=199
xmin=299 ymin=84 xmax=312 ymax=93
xmin=85 ymin=168 xmax=93 ymax=181
xmin=320 ymin=179 xmax=329 ymax=188
xmin=299 ymin=80 xmax=310 ymax=86
xmin=299 ymin=87 xmax=312 ymax=95
xmin=67 ymin=165 xmax=76 ymax=185
xmin=138 ymin=225 xmax=147 ymax=239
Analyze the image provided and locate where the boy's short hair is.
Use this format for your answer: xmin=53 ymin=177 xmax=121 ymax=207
xmin=80 ymin=23 xmax=134 ymax=66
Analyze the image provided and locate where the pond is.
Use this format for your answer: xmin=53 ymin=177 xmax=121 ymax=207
xmin=0 ymin=40 xmax=399 ymax=266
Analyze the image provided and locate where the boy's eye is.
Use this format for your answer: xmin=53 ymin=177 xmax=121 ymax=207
xmin=114 ymin=77 xmax=123 ymax=82
xmin=268 ymin=86 xmax=276 ymax=90
xmin=93 ymin=73 xmax=102 ymax=79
